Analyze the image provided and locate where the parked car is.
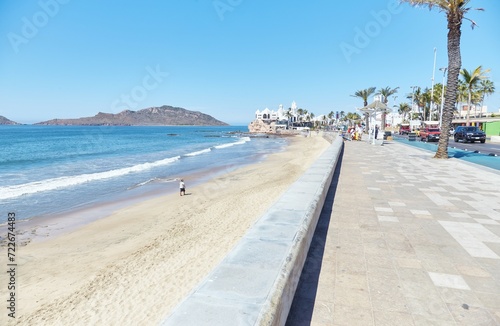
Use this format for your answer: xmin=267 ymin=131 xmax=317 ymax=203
xmin=419 ymin=128 xmax=440 ymax=142
xmin=454 ymin=126 xmax=486 ymax=143
xmin=399 ymin=124 xmax=411 ymax=135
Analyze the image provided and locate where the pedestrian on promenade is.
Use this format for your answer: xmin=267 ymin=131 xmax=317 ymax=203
xmin=356 ymin=124 xmax=363 ymax=141
xmin=375 ymin=125 xmax=379 ymax=140
xmin=179 ymin=179 xmax=186 ymax=196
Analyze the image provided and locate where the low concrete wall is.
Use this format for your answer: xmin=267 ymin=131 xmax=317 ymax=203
xmin=491 ymin=135 xmax=500 ymax=143
xmin=161 ymin=136 xmax=344 ymax=326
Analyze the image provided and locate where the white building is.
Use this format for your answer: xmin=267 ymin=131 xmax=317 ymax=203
xmin=254 ymin=101 xmax=299 ymax=123
xmin=457 ymin=105 xmax=488 ymax=118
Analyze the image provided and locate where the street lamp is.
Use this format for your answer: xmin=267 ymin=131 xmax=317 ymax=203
xmin=411 ymin=86 xmax=418 ymax=129
xmin=439 ymin=67 xmax=447 ymax=129
xmin=392 ymin=96 xmax=398 ymax=127
xmin=430 ymin=48 xmax=437 ymax=122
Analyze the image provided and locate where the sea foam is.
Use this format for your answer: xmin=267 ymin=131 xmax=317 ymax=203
xmin=0 ymin=155 xmax=181 ymax=200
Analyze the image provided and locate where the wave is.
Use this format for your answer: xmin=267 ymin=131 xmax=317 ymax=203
xmin=0 ymin=156 xmax=181 ymax=200
xmin=0 ymin=137 xmax=251 ymax=200
xmin=185 ymin=137 xmax=250 ymax=155
xmin=127 ymin=177 xmax=178 ymax=189
xmin=184 ymin=148 xmax=212 ymax=157
xmin=214 ymin=137 xmax=251 ymax=149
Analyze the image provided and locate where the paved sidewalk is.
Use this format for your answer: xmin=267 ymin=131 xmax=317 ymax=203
xmin=286 ymin=139 xmax=500 ymax=325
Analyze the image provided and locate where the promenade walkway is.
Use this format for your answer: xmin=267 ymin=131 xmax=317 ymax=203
xmin=286 ymin=138 xmax=500 ymax=325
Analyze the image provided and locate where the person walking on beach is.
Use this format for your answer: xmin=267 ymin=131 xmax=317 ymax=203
xmin=179 ymin=179 xmax=186 ymax=196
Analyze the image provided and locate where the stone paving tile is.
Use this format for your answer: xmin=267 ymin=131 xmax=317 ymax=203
xmin=447 ymin=303 xmax=498 ymax=326
xmin=373 ymin=310 xmax=414 ymax=326
xmin=286 ymin=139 xmax=500 ymax=326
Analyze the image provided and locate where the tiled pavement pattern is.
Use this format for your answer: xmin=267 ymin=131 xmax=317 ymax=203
xmin=286 ymin=140 xmax=500 ymax=326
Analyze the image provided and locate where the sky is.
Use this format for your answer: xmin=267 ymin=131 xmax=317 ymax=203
xmin=1 ymin=0 xmax=499 ymax=125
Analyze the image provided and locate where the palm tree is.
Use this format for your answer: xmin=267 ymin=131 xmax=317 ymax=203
xmin=422 ymin=88 xmax=433 ymax=121
xmin=397 ymin=103 xmax=412 ymax=122
xmin=328 ymin=111 xmax=334 ymax=124
xmin=456 ymin=79 xmax=468 ymax=118
xmin=401 ymin=0 xmax=483 ymax=159
xmin=352 ymin=87 xmax=376 ymax=131
xmin=297 ymin=108 xmax=304 ymax=126
xmin=460 ymin=66 xmax=490 ymax=125
xmin=376 ymin=86 xmax=399 ymax=130
xmin=478 ymin=79 xmax=495 ymax=117
xmin=408 ymin=87 xmax=425 ymax=120
xmin=345 ymin=112 xmax=362 ymax=127
xmin=433 ymin=82 xmax=445 ymax=118
xmin=285 ymin=108 xmax=293 ymax=128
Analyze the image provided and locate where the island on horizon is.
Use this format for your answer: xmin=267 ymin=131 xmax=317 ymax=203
xmin=1 ymin=105 xmax=228 ymax=126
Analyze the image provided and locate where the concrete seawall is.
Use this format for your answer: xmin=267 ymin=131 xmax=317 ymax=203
xmin=161 ymin=135 xmax=344 ymax=326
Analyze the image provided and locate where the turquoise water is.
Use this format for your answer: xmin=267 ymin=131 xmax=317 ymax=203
xmin=393 ymin=137 xmax=500 ymax=171
xmin=0 ymin=125 xmax=287 ymax=222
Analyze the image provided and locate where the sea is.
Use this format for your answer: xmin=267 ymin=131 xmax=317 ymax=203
xmin=0 ymin=125 xmax=288 ymax=224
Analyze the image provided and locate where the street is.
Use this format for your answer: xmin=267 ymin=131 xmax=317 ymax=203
xmin=393 ymin=134 xmax=500 ymax=156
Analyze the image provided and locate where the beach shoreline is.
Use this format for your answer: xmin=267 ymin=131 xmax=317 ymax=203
xmin=5 ymin=133 xmax=331 ymax=326
xmin=7 ymin=156 xmax=269 ymax=247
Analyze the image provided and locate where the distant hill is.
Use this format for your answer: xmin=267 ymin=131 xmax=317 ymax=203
xmin=35 ymin=106 xmax=228 ymax=126
xmin=0 ymin=115 xmax=20 ymax=125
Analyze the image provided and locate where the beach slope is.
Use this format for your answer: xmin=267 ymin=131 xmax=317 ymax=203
xmin=8 ymin=134 xmax=331 ymax=326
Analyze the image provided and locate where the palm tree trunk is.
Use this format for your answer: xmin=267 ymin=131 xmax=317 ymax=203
xmin=435 ymin=11 xmax=462 ymax=159
xmin=362 ymin=100 xmax=369 ymax=132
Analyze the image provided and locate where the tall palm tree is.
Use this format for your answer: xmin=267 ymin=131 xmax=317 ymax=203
xmin=328 ymin=111 xmax=335 ymax=126
xmin=351 ymin=87 xmax=376 ymax=131
xmin=422 ymin=88 xmax=433 ymax=121
xmin=460 ymin=66 xmax=490 ymax=125
xmin=285 ymin=108 xmax=293 ymax=128
xmin=402 ymin=0 xmax=483 ymax=159
xmin=345 ymin=112 xmax=362 ymax=127
xmin=456 ymin=79 xmax=468 ymax=118
xmin=408 ymin=87 xmax=425 ymax=120
xmin=376 ymin=86 xmax=399 ymax=130
xmin=478 ymin=79 xmax=495 ymax=118
xmin=397 ymin=103 xmax=412 ymax=122
xmin=296 ymin=108 xmax=304 ymax=126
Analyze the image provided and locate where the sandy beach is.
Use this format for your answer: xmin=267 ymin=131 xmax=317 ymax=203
xmin=6 ymin=134 xmax=331 ymax=326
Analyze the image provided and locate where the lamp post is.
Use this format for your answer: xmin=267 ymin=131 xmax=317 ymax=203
xmin=439 ymin=67 xmax=447 ymax=129
xmin=392 ymin=96 xmax=398 ymax=127
xmin=430 ymin=48 xmax=437 ymax=122
xmin=411 ymin=86 xmax=418 ymax=130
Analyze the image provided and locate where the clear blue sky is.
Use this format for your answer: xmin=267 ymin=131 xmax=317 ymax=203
xmin=1 ymin=0 xmax=499 ymax=125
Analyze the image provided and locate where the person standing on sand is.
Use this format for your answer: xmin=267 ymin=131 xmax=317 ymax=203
xmin=179 ymin=179 xmax=186 ymax=196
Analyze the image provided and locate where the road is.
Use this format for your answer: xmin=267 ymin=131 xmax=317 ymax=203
xmin=393 ymin=134 xmax=500 ymax=156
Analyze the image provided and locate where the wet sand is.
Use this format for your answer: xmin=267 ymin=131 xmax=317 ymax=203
xmin=5 ymin=133 xmax=331 ymax=326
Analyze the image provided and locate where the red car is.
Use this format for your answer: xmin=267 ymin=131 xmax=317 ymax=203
xmin=399 ymin=124 xmax=411 ymax=135
xmin=419 ymin=128 xmax=441 ymax=142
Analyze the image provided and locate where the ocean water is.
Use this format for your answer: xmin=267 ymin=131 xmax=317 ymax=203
xmin=0 ymin=125 xmax=288 ymax=223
